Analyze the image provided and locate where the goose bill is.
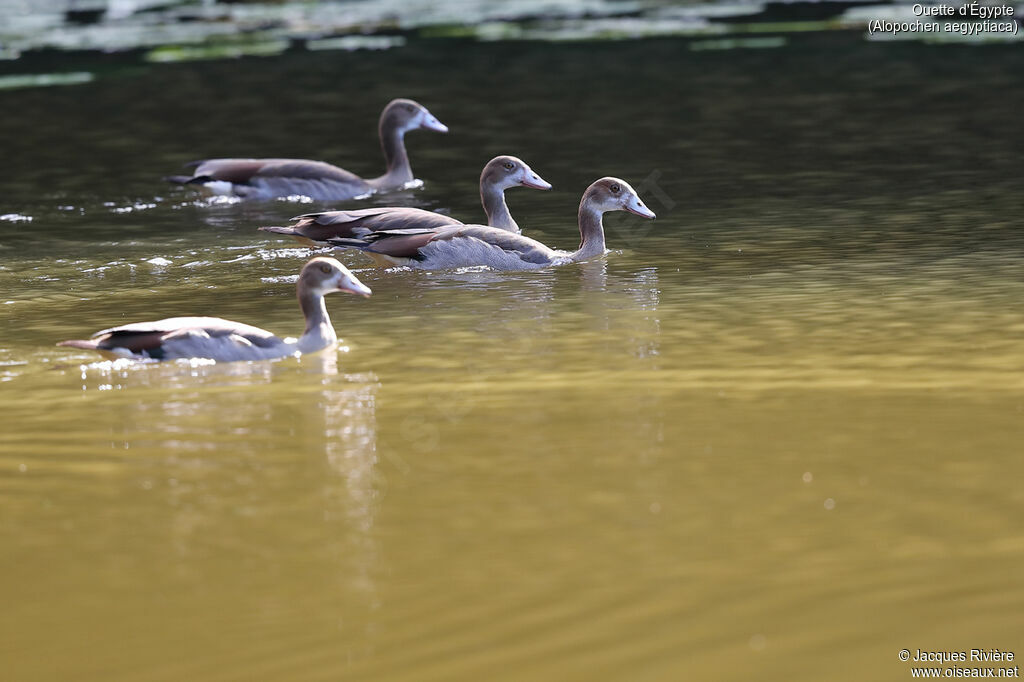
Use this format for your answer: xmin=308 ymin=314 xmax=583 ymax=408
xmin=521 ymin=174 xmax=552 ymax=190
xmin=338 ymin=272 xmax=373 ymax=297
xmin=626 ymin=195 xmax=656 ymax=219
xmin=420 ymin=110 xmax=449 ymax=133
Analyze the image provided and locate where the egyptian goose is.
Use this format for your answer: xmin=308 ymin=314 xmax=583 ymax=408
xmin=165 ymin=99 xmax=447 ymax=200
xmin=57 ymin=257 xmax=370 ymax=362
xmin=476 ymin=154 xmax=552 ymax=232
xmin=326 ymin=177 xmax=655 ymax=270
xmin=257 ymin=155 xmax=550 ymax=247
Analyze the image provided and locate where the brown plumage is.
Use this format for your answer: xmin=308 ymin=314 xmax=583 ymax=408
xmin=166 ymin=99 xmax=447 ymax=201
xmin=57 ymin=257 xmax=372 ymax=362
xmin=260 ymin=207 xmax=462 ymax=246
xmin=326 ymin=177 xmax=656 ymax=270
xmin=258 ymin=155 xmax=551 ymax=246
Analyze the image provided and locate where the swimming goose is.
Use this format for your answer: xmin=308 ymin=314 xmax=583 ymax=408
xmin=257 ymin=155 xmax=551 ymax=246
xmin=57 ymin=257 xmax=371 ymax=362
xmin=326 ymin=177 xmax=655 ymax=270
xmin=165 ymin=99 xmax=447 ymax=200
xmin=476 ymin=154 xmax=552 ymax=233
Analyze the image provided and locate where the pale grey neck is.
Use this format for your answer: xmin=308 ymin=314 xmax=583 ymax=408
xmin=571 ymin=205 xmax=606 ymax=261
xmin=298 ymin=291 xmax=337 ymax=353
xmin=369 ymin=127 xmax=412 ymax=190
xmin=482 ymin=184 xmax=518 ymax=232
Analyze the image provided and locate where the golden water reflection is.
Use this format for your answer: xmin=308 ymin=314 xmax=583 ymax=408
xmin=3 ymin=38 xmax=1024 ymax=682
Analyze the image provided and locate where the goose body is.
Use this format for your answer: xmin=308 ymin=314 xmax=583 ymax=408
xmin=261 ymin=206 xmax=462 ymax=247
xmin=166 ymin=99 xmax=447 ymax=201
xmin=178 ymin=159 xmax=372 ymax=202
xmin=258 ymin=155 xmax=550 ymax=246
xmin=57 ymin=258 xmax=371 ymax=362
xmin=328 ymin=177 xmax=655 ymax=271
xmin=345 ymin=225 xmax=564 ymax=270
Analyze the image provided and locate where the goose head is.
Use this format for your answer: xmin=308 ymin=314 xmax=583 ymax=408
xmin=481 ymin=155 xmax=552 ymax=192
xmin=298 ymin=257 xmax=372 ymax=298
xmin=582 ymin=177 xmax=656 ymax=219
xmin=381 ymin=98 xmax=449 ymax=135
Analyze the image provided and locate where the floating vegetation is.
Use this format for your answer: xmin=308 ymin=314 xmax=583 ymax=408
xmin=306 ymin=35 xmax=407 ymax=51
xmin=919 ymin=29 xmax=1024 ymax=44
xmin=495 ymin=17 xmax=725 ymax=42
xmin=690 ymin=36 xmax=787 ymax=50
xmin=0 ymin=72 xmax=94 ymax=90
xmin=0 ymin=0 xmax=1015 ymax=77
xmin=146 ymin=38 xmax=291 ymax=63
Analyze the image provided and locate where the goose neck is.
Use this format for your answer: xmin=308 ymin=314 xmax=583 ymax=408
xmin=482 ymin=183 xmax=518 ymax=232
xmin=298 ymin=290 xmax=337 ymax=353
xmin=371 ymin=124 xmax=413 ymax=189
xmin=572 ymin=203 xmax=606 ymax=261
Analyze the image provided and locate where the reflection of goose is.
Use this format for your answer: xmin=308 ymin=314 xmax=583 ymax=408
xmin=327 ymin=177 xmax=656 ymax=271
xmin=165 ymin=99 xmax=447 ymax=200
xmin=57 ymin=257 xmax=371 ymax=362
xmin=258 ymin=155 xmax=551 ymax=247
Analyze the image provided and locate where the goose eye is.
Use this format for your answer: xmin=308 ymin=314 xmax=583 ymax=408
xmin=320 ymin=264 xmax=332 ymax=274
xmin=504 ymin=162 xmax=515 ymax=170
xmin=610 ymin=184 xmax=621 ymax=193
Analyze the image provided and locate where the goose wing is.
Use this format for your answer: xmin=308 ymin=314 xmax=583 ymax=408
xmin=329 ymin=225 xmax=556 ymax=265
xmin=282 ymin=207 xmax=461 ymax=241
xmin=429 ymin=225 xmax=556 ymax=265
xmin=189 ymin=158 xmax=364 ymax=186
xmin=327 ymin=227 xmax=446 ymax=261
xmin=93 ymin=317 xmax=279 ymax=351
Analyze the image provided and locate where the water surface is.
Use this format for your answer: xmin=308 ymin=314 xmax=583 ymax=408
xmin=2 ymin=39 xmax=1023 ymax=681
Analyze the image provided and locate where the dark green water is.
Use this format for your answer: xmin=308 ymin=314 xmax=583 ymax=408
xmin=2 ymin=39 xmax=1023 ymax=681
